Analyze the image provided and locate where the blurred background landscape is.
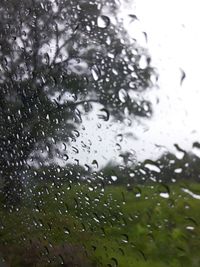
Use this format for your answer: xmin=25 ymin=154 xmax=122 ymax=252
xmin=1 ymin=0 xmax=200 ymax=266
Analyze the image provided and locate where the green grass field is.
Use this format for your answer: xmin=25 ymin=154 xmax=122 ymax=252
xmin=1 ymin=181 xmax=200 ymax=266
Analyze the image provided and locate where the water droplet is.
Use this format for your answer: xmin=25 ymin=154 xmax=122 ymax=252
xmin=175 ymin=151 xmax=185 ymax=160
xmin=186 ymin=226 xmax=194 ymax=231
xmin=121 ymin=234 xmax=129 ymax=243
xmin=182 ymin=188 xmax=200 ymax=200
xmin=91 ymin=65 xmax=100 ymax=81
xmin=92 ymin=160 xmax=98 ymax=168
xmin=118 ymin=89 xmax=128 ymax=103
xmin=64 ymin=227 xmax=70 ymax=234
xmin=180 ymin=68 xmax=186 ymax=85
xmin=67 ymin=58 xmax=89 ymax=75
xmin=133 ymin=187 xmax=142 ymax=198
xmin=111 ymin=257 xmax=118 ymax=267
xmin=192 ymin=142 xmax=200 ymax=158
xmin=63 ymin=154 xmax=69 ymax=161
xmin=98 ymin=108 xmax=110 ymax=121
xmin=111 ymin=175 xmax=118 ymax=182
xmin=73 ymin=130 xmax=80 ymax=137
xmin=97 ymin=15 xmax=110 ymax=29
xmin=44 ymin=53 xmax=50 ymax=65
xmin=72 ymin=146 xmax=79 ymax=153
xmin=115 ymin=143 xmax=121 ymax=150
xmin=139 ymin=55 xmax=148 ymax=69
xmin=84 ymin=164 xmax=90 ymax=172
xmin=144 ymin=162 xmax=160 ymax=173
xmin=116 ymin=134 xmax=123 ymax=142
xmin=159 ymin=192 xmax=169 ymax=199
xmin=128 ymin=14 xmax=138 ymax=21
xmin=174 ymin=168 xmax=182 ymax=174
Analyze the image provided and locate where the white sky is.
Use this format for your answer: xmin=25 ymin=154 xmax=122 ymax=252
xmin=127 ymin=0 xmax=200 ymax=153
xmin=65 ymin=0 xmax=200 ymax=168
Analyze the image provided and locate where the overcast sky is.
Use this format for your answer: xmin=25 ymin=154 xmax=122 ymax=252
xmin=64 ymin=0 xmax=200 ymax=168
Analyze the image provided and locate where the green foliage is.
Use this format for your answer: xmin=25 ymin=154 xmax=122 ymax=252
xmin=1 ymin=182 xmax=200 ymax=266
xmin=100 ymin=151 xmax=200 ymax=186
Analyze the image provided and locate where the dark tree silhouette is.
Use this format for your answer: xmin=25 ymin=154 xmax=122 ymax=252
xmin=0 ymin=0 xmax=155 ymax=206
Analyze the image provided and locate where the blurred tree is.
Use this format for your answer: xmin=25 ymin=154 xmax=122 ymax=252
xmin=99 ymin=149 xmax=200 ymax=186
xmin=0 ymin=0 xmax=155 ymax=206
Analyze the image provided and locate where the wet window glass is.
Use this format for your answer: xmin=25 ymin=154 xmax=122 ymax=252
xmin=1 ymin=0 xmax=200 ymax=266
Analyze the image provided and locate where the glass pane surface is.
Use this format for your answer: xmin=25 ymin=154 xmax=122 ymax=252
xmin=0 ymin=0 xmax=200 ymax=266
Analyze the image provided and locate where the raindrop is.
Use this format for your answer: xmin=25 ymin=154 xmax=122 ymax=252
xmin=174 ymin=168 xmax=182 ymax=174
xmin=143 ymin=32 xmax=148 ymax=43
xmin=186 ymin=226 xmax=194 ymax=231
xmin=121 ymin=234 xmax=129 ymax=243
xmin=44 ymin=53 xmax=50 ymax=65
xmin=119 ymin=247 xmax=125 ymax=255
xmin=158 ymin=184 xmax=170 ymax=198
xmin=63 ymin=227 xmax=70 ymax=234
xmin=133 ymin=187 xmax=142 ymax=198
xmin=174 ymin=144 xmax=186 ymax=159
xmin=138 ymin=249 xmax=147 ymax=261
xmin=129 ymin=81 xmax=136 ymax=89
xmin=74 ymin=108 xmax=82 ymax=123
xmin=73 ymin=130 xmax=80 ymax=137
xmin=135 ymin=192 xmax=141 ymax=198
xmin=139 ymin=55 xmax=148 ymax=69
xmin=72 ymin=146 xmax=79 ymax=153
xmin=59 ymin=255 xmax=65 ymax=265
xmin=144 ymin=162 xmax=161 ymax=173
xmin=84 ymin=164 xmax=90 ymax=172
xmin=175 ymin=150 xmax=185 ymax=160
xmin=116 ymin=134 xmax=123 ymax=142
xmin=62 ymin=143 xmax=67 ymax=151
xmin=159 ymin=192 xmax=169 ymax=199
xmin=182 ymin=188 xmax=200 ymax=200
xmin=192 ymin=142 xmax=200 ymax=158
xmin=111 ymin=257 xmax=118 ymax=267
xmin=186 ymin=217 xmax=198 ymax=226
xmin=92 ymin=160 xmax=98 ymax=168
xmin=124 ymin=118 xmax=132 ymax=126
xmin=97 ymin=15 xmax=110 ymax=29
xmin=128 ymin=14 xmax=138 ymax=21
xmin=111 ymin=175 xmax=118 ymax=182
xmin=118 ymin=89 xmax=128 ymax=103
xmin=115 ymin=143 xmax=121 ymax=150
xmin=63 ymin=154 xmax=69 ymax=161
xmin=91 ymin=65 xmax=100 ymax=81
xmin=67 ymin=58 xmax=89 ymax=75
xmin=74 ymin=159 xmax=79 ymax=165
xmin=98 ymin=108 xmax=110 ymax=121
xmin=180 ymin=68 xmax=186 ymax=85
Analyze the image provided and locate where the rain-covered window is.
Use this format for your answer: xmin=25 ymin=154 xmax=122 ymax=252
xmin=1 ymin=0 xmax=200 ymax=266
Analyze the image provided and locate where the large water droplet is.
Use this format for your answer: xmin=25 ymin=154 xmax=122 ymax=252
xmin=174 ymin=168 xmax=182 ymax=174
xmin=91 ymin=65 xmax=100 ymax=81
xmin=139 ymin=55 xmax=148 ymax=69
xmin=97 ymin=15 xmax=110 ymax=29
xmin=118 ymin=89 xmax=128 ymax=103
xmin=144 ymin=162 xmax=160 ymax=173
xmin=159 ymin=192 xmax=169 ymax=199
xmin=111 ymin=175 xmax=118 ymax=182
xmin=182 ymin=188 xmax=200 ymax=200
xmin=98 ymin=108 xmax=110 ymax=121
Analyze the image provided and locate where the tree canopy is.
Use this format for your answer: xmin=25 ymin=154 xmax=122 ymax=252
xmin=0 ymin=0 xmax=155 ymax=205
